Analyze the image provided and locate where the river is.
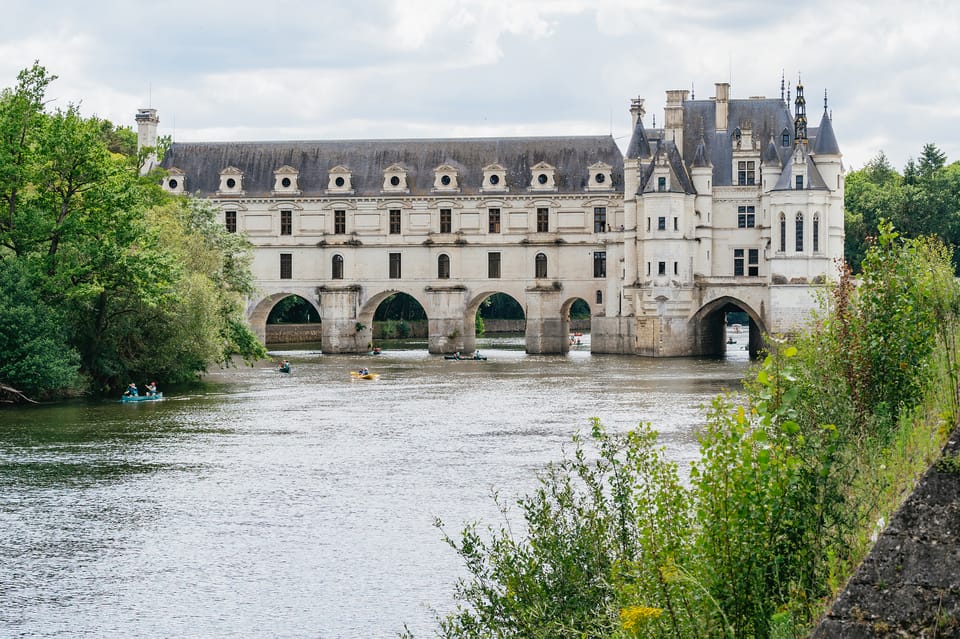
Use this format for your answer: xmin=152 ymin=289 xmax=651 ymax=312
xmin=0 ymin=335 xmax=751 ymax=638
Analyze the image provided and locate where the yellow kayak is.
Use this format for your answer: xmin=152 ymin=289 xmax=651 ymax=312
xmin=350 ymin=371 xmax=380 ymax=380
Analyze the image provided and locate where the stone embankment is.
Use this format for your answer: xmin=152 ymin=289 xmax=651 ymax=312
xmin=811 ymin=432 xmax=960 ymax=637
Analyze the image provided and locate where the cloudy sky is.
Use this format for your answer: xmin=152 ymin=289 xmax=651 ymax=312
xmin=2 ymin=0 xmax=955 ymax=171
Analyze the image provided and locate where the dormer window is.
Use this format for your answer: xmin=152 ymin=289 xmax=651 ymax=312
xmin=327 ymin=165 xmax=354 ymax=194
xmin=273 ymin=165 xmax=300 ymax=195
xmin=382 ymin=164 xmax=409 ymax=193
xmin=163 ymin=168 xmax=185 ymax=194
xmin=481 ymin=163 xmax=508 ymax=192
xmin=217 ymin=167 xmax=244 ymax=196
xmin=529 ymin=162 xmax=557 ymax=191
xmin=657 ymin=176 xmax=667 ymax=192
xmin=737 ymin=161 xmax=756 ymax=186
xmin=586 ymin=161 xmax=614 ymax=191
xmin=432 ymin=164 xmax=460 ymax=192
xmin=781 ymin=128 xmax=791 ymax=147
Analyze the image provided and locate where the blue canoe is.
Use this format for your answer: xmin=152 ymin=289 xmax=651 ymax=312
xmin=121 ymin=392 xmax=163 ymax=402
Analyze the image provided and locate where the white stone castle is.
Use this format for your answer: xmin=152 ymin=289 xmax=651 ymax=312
xmin=138 ymin=77 xmax=843 ymax=356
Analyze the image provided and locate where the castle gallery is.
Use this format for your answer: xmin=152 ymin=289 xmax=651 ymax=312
xmin=140 ymin=78 xmax=843 ymax=357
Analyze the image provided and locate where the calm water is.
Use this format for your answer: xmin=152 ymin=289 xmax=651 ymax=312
xmin=0 ymin=336 xmax=751 ymax=638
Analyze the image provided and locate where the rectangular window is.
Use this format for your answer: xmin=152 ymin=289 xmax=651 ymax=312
xmin=488 ymin=252 xmax=501 ymax=278
xmin=674 ymin=261 xmax=678 ymax=275
xmin=657 ymin=217 xmax=666 ymax=231
xmin=440 ymin=208 xmax=452 ymax=234
xmin=733 ymin=249 xmax=744 ymax=276
xmin=658 ymin=261 xmax=666 ymax=276
xmin=657 ymin=176 xmax=666 ymax=191
xmin=488 ymin=208 xmax=501 ymax=233
xmin=738 ymin=161 xmax=756 ymax=186
xmin=389 ymin=252 xmax=401 ymax=279
xmin=280 ymin=210 xmax=292 ymax=235
xmin=536 ymin=207 xmax=549 ymax=233
xmin=737 ymin=205 xmax=756 ymax=228
xmin=225 ymin=210 xmax=237 ymax=233
xmin=594 ymin=251 xmax=607 ymax=278
xmin=594 ymin=207 xmax=607 ymax=233
xmin=280 ymin=253 xmax=292 ymax=279
xmin=795 ymin=175 xmax=804 ymax=190
xmin=647 ymin=217 xmax=651 ymax=231
xmin=796 ymin=218 xmax=804 ymax=252
xmin=673 ymin=217 xmax=678 ymax=231
xmin=813 ymin=218 xmax=820 ymax=252
xmin=389 ymin=209 xmax=401 ymax=234
xmin=748 ymin=248 xmax=759 ymax=276
xmin=334 ymin=209 xmax=346 ymax=235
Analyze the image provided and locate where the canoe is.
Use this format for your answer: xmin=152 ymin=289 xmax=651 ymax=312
xmin=277 ymin=364 xmax=291 ymax=373
xmin=444 ymin=354 xmax=487 ymax=361
xmin=350 ymin=371 xmax=380 ymax=380
xmin=121 ymin=392 xmax=163 ymax=402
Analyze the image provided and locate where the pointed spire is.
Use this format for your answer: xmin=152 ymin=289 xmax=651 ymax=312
xmin=794 ymin=74 xmax=807 ymax=143
xmin=625 ymin=101 xmax=652 ymax=159
xmin=763 ymin=135 xmax=782 ymax=167
xmin=813 ymin=105 xmax=840 ymax=156
xmin=692 ymin=120 xmax=711 ymax=168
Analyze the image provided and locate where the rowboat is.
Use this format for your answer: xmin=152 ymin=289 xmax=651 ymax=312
xmin=350 ymin=371 xmax=380 ymax=380
xmin=444 ymin=353 xmax=487 ymax=361
xmin=121 ymin=392 xmax=163 ymax=402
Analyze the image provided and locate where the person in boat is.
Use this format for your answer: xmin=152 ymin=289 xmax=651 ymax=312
xmin=123 ymin=382 xmax=138 ymax=397
xmin=145 ymin=381 xmax=158 ymax=396
xmin=474 ymin=350 xmax=481 ymax=359
xmin=359 ymin=367 xmax=369 ymax=376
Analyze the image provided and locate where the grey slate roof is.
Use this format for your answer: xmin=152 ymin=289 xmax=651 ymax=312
xmin=625 ymin=117 xmax=652 ymax=159
xmin=762 ymin=136 xmax=782 ymax=166
xmin=812 ymin=109 xmax=841 ymax=156
xmin=681 ymin=98 xmax=795 ymax=187
xmin=771 ymin=146 xmax=830 ymax=191
xmin=161 ymin=136 xmax=624 ymax=197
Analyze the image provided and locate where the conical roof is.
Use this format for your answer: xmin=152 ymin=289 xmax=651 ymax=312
xmin=812 ymin=110 xmax=840 ymax=156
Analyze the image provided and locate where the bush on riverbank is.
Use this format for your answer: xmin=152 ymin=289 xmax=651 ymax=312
xmin=410 ymin=222 xmax=959 ymax=639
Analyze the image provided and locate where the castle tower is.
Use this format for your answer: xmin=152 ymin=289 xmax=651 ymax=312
xmin=135 ymin=108 xmax=159 ymax=175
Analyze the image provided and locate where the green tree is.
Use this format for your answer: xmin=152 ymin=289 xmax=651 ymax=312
xmin=0 ymin=259 xmax=79 ymax=395
xmin=0 ymin=62 xmax=265 ymax=395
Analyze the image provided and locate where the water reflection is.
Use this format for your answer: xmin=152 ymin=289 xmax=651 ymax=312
xmin=0 ymin=338 xmax=750 ymax=638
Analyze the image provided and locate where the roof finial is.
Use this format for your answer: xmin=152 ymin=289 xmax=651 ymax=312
xmin=780 ymin=70 xmax=785 ymax=103
xmin=824 ymin=88 xmax=828 ymax=112
xmin=653 ymin=113 xmax=656 ymax=128
xmin=691 ymin=82 xmax=695 ymax=100
xmin=787 ymin=81 xmax=791 ymax=106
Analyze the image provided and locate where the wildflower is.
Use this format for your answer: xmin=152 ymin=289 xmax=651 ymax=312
xmin=620 ymin=605 xmax=663 ymax=632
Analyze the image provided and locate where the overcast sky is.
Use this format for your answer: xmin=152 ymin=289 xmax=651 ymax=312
xmin=2 ymin=0 xmax=956 ymax=171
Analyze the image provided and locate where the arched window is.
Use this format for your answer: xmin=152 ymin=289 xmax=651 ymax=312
xmin=332 ymin=254 xmax=343 ymax=280
xmin=813 ymin=214 xmax=820 ymax=253
xmin=437 ymin=254 xmax=450 ymax=279
xmin=535 ymin=252 xmax=547 ymax=279
xmin=779 ymin=213 xmax=786 ymax=252
xmin=795 ymin=213 xmax=804 ymax=252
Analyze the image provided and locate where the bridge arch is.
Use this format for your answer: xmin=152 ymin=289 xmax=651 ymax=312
xmin=692 ymin=295 xmax=766 ymax=357
xmin=561 ymin=296 xmax=592 ymax=351
xmin=247 ymin=289 xmax=322 ymax=343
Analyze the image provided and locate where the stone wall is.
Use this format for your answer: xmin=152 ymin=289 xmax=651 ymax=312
xmin=810 ymin=431 xmax=960 ymax=637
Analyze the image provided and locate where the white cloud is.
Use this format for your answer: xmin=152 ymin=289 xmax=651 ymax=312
xmin=1 ymin=0 xmax=958 ymax=169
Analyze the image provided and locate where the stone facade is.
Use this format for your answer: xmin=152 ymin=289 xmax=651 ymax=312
xmin=145 ymin=77 xmax=843 ymax=355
